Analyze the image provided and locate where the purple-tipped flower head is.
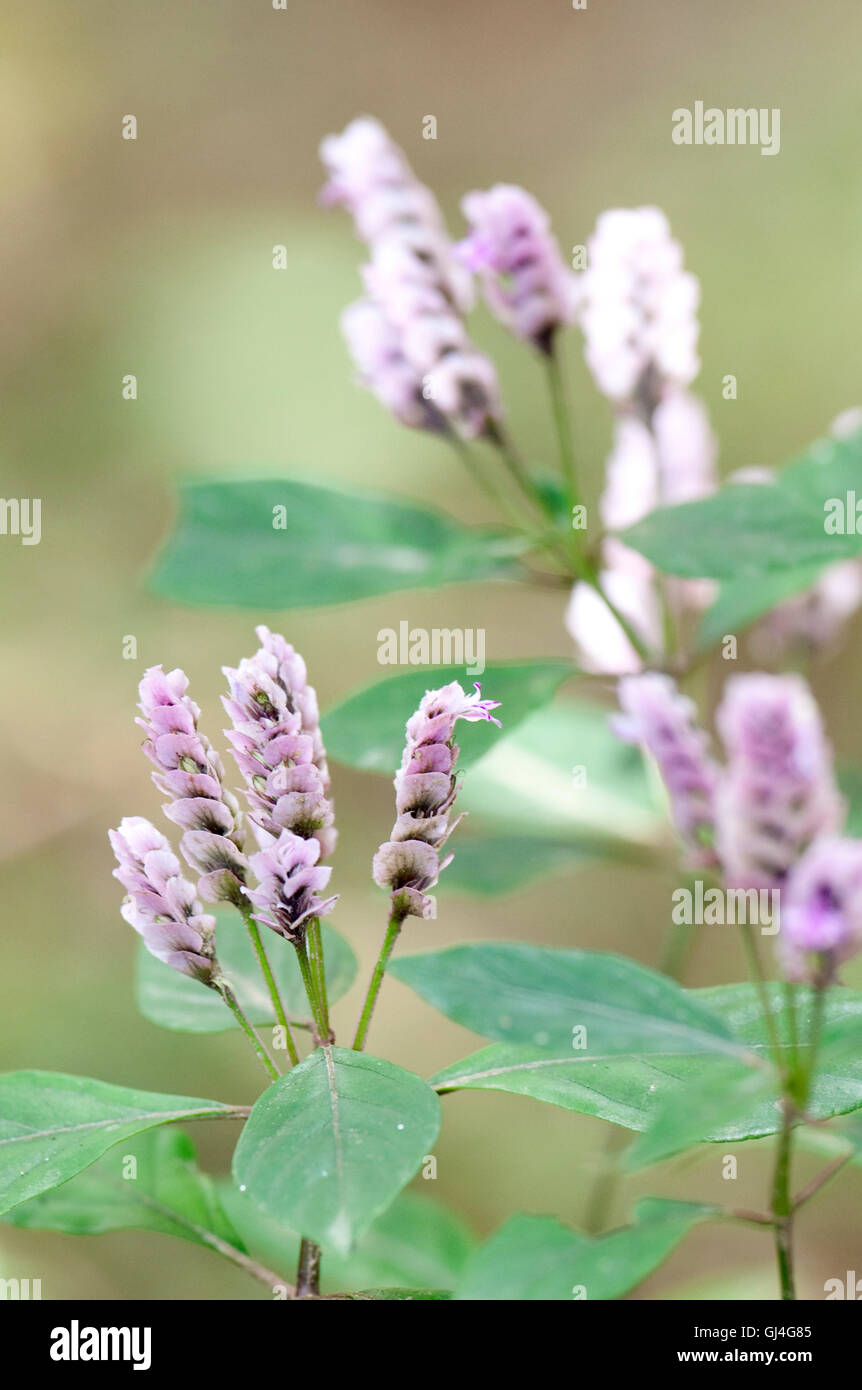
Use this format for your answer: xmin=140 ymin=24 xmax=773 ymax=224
xmin=715 ymin=674 xmax=844 ymax=890
xmin=373 ymin=681 xmax=501 ymax=919
xmin=460 ymin=184 xmax=578 ymax=350
xmin=321 ymin=117 xmax=502 ymax=439
xmin=109 ymin=817 xmax=218 ymax=983
xmin=223 ymin=627 xmax=336 ymax=859
xmin=578 ymin=207 xmax=700 ymax=409
xmin=136 ymin=666 xmax=246 ymax=904
xmin=244 ymin=831 xmax=337 ymax=945
xmin=780 ymin=837 xmax=862 ymax=985
xmin=613 ymin=673 xmax=719 ymax=865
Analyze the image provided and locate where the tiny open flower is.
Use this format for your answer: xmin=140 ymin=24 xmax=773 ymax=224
xmin=613 ymin=673 xmax=719 ymax=865
xmin=109 ymin=817 xmax=218 ymax=984
xmin=223 ymin=627 xmax=336 ymax=859
xmin=459 ymin=184 xmax=578 ymax=350
xmin=136 ymin=666 xmax=246 ymax=904
xmin=244 ymin=831 xmax=337 ymax=945
xmin=578 ymin=206 xmax=700 ymax=409
xmin=779 ymin=838 xmax=862 ymax=984
xmin=374 ymin=681 xmax=501 ymax=919
xmin=714 ymin=674 xmax=844 ymax=889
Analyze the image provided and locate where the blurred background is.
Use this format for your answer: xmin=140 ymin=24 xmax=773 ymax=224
xmin=2 ymin=0 xmax=862 ymax=1299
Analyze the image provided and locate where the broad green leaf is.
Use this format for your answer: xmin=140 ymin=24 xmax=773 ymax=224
xmin=232 ymin=1046 xmax=440 ymax=1253
xmin=441 ymin=834 xmax=599 ymax=896
xmin=149 ymin=479 xmax=521 ymax=609
xmin=135 ymin=909 xmax=356 ymax=1034
xmin=220 ymin=1185 xmax=474 ymax=1292
xmin=0 ymin=1072 xmax=240 ymax=1214
xmin=458 ymin=702 xmax=665 ymax=849
xmin=431 ymin=983 xmax=862 ymax=1144
xmin=621 ymin=429 xmax=862 ymax=581
xmin=2 ymin=1129 xmax=243 ymax=1250
xmin=390 ymin=943 xmax=742 ymax=1059
xmin=697 ymin=564 xmax=825 ymax=651
xmin=625 ymin=1060 xmax=777 ymax=1169
xmin=322 ymin=661 xmax=574 ymax=775
xmin=455 ymin=1199 xmax=716 ymax=1301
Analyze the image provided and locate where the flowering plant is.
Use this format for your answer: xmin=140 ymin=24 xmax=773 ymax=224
xmin=3 ymin=119 xmax=862 ymax=1302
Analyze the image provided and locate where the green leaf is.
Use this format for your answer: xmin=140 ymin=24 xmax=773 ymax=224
xmin=220 ymin=1185 xmax=474 ymax=1292
xmin=232 ymin=1046 xmax=440 ymax=1253
xmin=625 ymin=1060 xmax=777 ymax=1169
xmin=458 ymin=702 xmax=665 ymax=849
xmin=431 ymin=983 xmax=862 ymax=1144
xmin=335 ymin=1287 xmax=452 ymax=1300
xmin=697 ymin=564 xmax=826 ymax=651
xmin=441 ymin=834 xmax=598 ymax=896
xmin=149 ymin=478 xmax=521 ymax=609
xmin=135 ymin=910 xmax=356 ymax=1033
xmin=621 ymin=429 xmax=862 ymax=581
xmin=390 ymin=943 xmax=742 ymax=1059
xmin=322 ymin=661 xmax=574 ymax=775
xmin=455 ymin=1199 xmax=716 ymax=1301
xmin=0 ymin=1072 xmax=239 ymax=1214
xmin=2 ymin=1129 xmax=243 ymax=1250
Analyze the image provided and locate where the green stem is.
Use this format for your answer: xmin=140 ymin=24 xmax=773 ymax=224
xmin=239 ymin=905 xmax=300 ymax=1067
xmin=448 ymin=435 xmax=532 ymax=534
xmin=740 ymin=923 xmax=783 ymax=1071
xmin=545 ymin=347 xmax=580 ymax=512
xmin=307 ymin=918 xmax=332 ymax=1042
xmin=486 ymin=421 xmax=551 ymax=523
xmin=215 ymin=980 xmax=280 ymax=1082
xmin=352 ymin=912 xmax=404 ymax=1052
xmin=770 ymin=1099 xmax=797 ymax=1300
xmin=294 ymin=936 xmax=325 ymax=1040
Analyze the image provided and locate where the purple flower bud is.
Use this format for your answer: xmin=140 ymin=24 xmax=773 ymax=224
xmin=613 ymin=673 xmax=719 ymax=865
xmin=223 ymin=627 xmax=336 ymax=859
xmin=714 ymin=674 xmax=844 ymax=890
xmin=244 ymin=831 xmax=337 ymax=945
xmin=578 ymin=207 xmax=700 ymax=408
xmin=459 ymin=185 xmax=578 ymax=350
xmin=136 ymin=666 xmax=246 ymax=903
xmin=374 ymin=681 xmax=501 ymax=919
xmin=341 ymin=300 xmax=436 ymax=430
xmin=779 ymin=837 xmax=862 ymax=984
xmin=109 ymin=817 xmax=218 ymax=983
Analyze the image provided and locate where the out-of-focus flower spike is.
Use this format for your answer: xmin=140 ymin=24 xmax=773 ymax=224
xmin=780 ymin=837 xmax=862 ymax=985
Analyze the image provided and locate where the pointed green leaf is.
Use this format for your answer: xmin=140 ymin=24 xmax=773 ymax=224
xmin=455 ymin=1199 xmax=717 ymax=1300
xmin=2 ymin=1129 xmax=243 ymax=1250
xmin=0 ymin=1072 xmax=240 ymax=1214
xmin=390 ymin=943 xmax=742 ymax=1059
xmin=232 ymin=1047 xmax=440 ymax=1253
xmin=149 ymin=479 xmax=521 ymax=609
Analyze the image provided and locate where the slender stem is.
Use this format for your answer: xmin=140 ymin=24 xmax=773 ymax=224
xmin=215 ymin=980 xmax=280 ymax=1083
xmin=306 ymin=918 xmax=332 ymax=1042
xmin=770 ymin=1099 xmax=797 ymax=1300
xmin=352 ymin=912 xmax=404 ymax=1052
xmin=296 ymin=1237 xmax=322 ymax=1299
xmin=793 ymin=1154 xmax=851 ymax=1212
xmin=486 ymin=422 xmax=552 ymax=523
xmin=239 ymin=904 xmax=300 ymax=1067
xmin=294 ymin=936 xmax=325 ymax=1040
xmin=586 ymin=570 xmax=652 ymax=663
xmin=797 ymin=982 xmax=827 ymax=1108
xmin=448 ymin=435 xmax=531 ymax=533
xmin=545 ymin=347 xmax=580 ymax=511
xmin=740 ymin=923 xmax=783 ymax=1070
